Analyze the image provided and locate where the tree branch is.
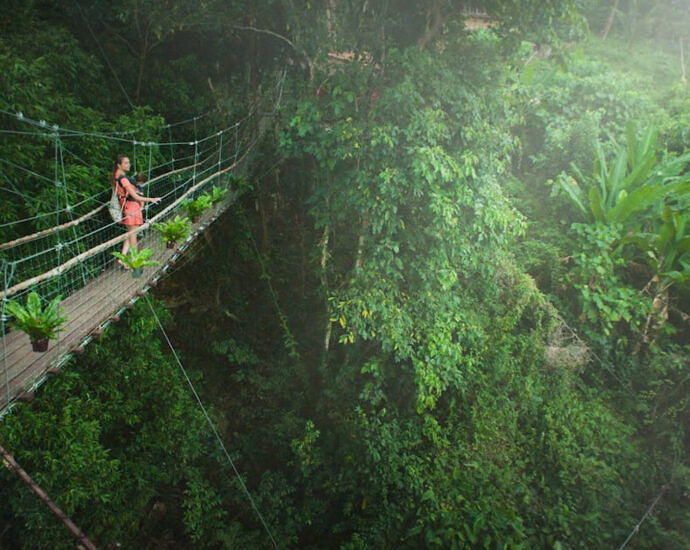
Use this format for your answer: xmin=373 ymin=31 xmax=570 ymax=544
xmin=233 ymin=25 xmax=315 ymax=80
xmin=601 ymin=0 xmax=620 ymax=40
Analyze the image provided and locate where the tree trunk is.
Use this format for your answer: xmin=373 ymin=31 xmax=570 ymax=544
xmin=601 ymin=0 xmax=620 ymax=40
xmin=320 ymin=223 xmax=331 ymax=366
xmin=136 ymin=51 xmax=145 ymax=103
xmin=258 ymin=196 xmax=270 ymax=251
xmin=354 ymin=215 xmax=368 ymax=271
xmin=418 ymin=0 xmax=442 ymax=50
xmin=680 ymin=36 xmax=687 ymax=83
xmin=635 ymin=278 xmax=670 ymax=354
xmin=326 ymin=0 xmax=337 ymax=39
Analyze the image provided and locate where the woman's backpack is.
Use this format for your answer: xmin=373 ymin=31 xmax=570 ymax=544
xmin=108 ymin=186 xmax=123 ymax=222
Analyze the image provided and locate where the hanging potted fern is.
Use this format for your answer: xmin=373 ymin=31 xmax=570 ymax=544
xmin=154 ymin=215 xmax=192 ymax=249
xmin=4 ymin=291 xmax=67 ymax=352
xmin=112 ymin=248 xmax=159 ymax=278
xmin=182 ymin=193 xmax=212 ymax=223
xmin=209 ymin=185 xmax=229 ymax=209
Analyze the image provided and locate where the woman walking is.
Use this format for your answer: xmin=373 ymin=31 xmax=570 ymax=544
xmin=112 ymin=154 xmax=161 ymax=264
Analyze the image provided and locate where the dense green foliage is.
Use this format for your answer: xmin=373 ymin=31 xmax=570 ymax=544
xmin=1 ymin=1 xmax=690 ymax=549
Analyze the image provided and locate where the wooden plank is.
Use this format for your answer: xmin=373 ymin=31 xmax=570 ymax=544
xmin=0 ymin=204 xmax=226 ymax=413
xmin=0 ymin=121 xmax=255 ymax=415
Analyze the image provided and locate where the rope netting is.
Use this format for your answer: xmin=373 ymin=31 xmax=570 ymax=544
xmin=0 ymin=100 xmax=272 ymax=413
xmin=0 ymin=63 xmax=286 ymax=415
xmin=0 ymin=113 xmax=253 ymax=307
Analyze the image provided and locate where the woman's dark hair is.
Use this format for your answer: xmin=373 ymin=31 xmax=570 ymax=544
xmin=111 ymin=154 xmax=128 ymax=189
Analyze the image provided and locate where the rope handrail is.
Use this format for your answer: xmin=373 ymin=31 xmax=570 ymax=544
xmin=0 ymin=205 xmax=106 ymax=251
xmin=0 ymin=108 xmax=246 ymax=147
xmin=0 ymin=154 xmax=221 ymax=251
xmin=1 ymin=139 xmax=254 ymax=299
xmin=5 ymin=161 xmax=220 ymax=268
xmin=3 ymin=159 xmax=225 ymax=269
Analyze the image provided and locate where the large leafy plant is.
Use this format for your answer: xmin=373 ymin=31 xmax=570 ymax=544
xmin=154 ymin=215 xmax=191 ymax=246
xmin=625 ymin=207 xmax=690 ymax=345
xmin=4 ymin=291 xmax=67 ymax=343
xmin=112 ymin=248 xmax=159 ymax=270
xmin=208 ymin=185 xmax=229 ymax=207
xmin=182 ymin=193 xmax=212 ymax=221
xmin=559 ymin=124 xmax=690 ymax=229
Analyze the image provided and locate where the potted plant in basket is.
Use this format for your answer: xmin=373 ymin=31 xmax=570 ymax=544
xmin=112 ymin=248 xmax=159 ymax=278
xmin=182 ymin=193 xmax=212 ymax=223
xmin=154 ymin=215 xmax=192 ymax=249
xmin=209 ymin=185 xmax=229 ymax=208
xmin=4 ymin=291 xmax=67 ymax=352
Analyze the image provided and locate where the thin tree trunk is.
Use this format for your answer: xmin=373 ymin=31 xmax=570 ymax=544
xmin=418 ymin=0 xmax=442 ymax=49
xmin=326 ymin=0 xmax=337 ymax=39
xmin=0 ymin=445 xmax=98 ymax=550
xmin=136 ymin=53 xmax=145 ymax=103
xmin=354 ymin=216 xmax=368 ymax=271
xmin=635 ymin=279 xmax=670 ymax=354
xmin=680 ymin=36 xmax=687 ymax=83
xmin=320 ymin=224 xmax=331 ymax=364
xmin=258 ymin=196 xmax=269 ymax=251
xmin=601 ymin=0 xmax=620 ymax=40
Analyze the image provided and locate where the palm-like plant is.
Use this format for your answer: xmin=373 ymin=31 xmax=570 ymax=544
xmin=112 ymin=248 xmax=159 ymax=278
xmin=209 ymin=185 xmax=229 ymax=207
xmin=560 ymin=124 xmax=690 ymax=228
xmin=154 ymin=215 xmax=191 ymax=248
xmin=182 ymin=193 xmax=212 ymax=222
xmin=625 ymin=207 xmax=690 ymax=347
xmin=4 ymin=291 xmax=67 ymax=351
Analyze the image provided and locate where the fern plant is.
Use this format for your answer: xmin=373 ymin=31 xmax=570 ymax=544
xmin=4 ymin=291 xmax=67 ymax=351
xmin=209 ymin=185 xmax=229 ymax=207
xmin=154 ymin=215 xmax=191 ymax=248
xmin=182 ymin=194 xmax=212 ymax=221
xmin=112 ymin=248 xmax=159 ymax=278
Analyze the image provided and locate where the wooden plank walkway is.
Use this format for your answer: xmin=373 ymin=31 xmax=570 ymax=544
xmin=0 ymin=203 xmax=230 ymax=416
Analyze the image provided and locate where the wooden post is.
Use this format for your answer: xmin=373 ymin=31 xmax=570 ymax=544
xmin=0 ymin=443 xmax=99 ymax=550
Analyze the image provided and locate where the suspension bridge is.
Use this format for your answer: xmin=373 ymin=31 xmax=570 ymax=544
xmin=0 ymin=100 xmax=276 ymax=418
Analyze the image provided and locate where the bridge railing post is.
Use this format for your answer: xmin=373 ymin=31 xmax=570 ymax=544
xmin=1 ymin=259 xmax=16 ymax=412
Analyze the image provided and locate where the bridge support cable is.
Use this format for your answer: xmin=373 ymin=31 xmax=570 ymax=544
xmin=618 ymin=487 xmax=666 ymax=550
xmin=0 ymin=66 xmax=284 ymax=414
xmin=217 ymin=131 xmax=223 ymax=186
xmin=143 ymin=294 xmax=281 ymax=550
xmin=0 ymin=117 xmax=266 ymax=415
xmin=143 ymin=143 xmax=153 ymax=227
xmin=168 ymin=126 xmax=176 ymax=175
xmin=0 ymin=443 xmax=99 ymax=550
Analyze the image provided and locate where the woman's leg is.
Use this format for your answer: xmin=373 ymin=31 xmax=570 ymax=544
xmin=128 ymin=226 xmax=139 ymax=253
xmin=119 ymin=226 xmax=138 ymax=257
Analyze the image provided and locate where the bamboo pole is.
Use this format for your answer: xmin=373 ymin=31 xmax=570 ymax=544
xmin=0 ymin=443 xmax=99 ymax=550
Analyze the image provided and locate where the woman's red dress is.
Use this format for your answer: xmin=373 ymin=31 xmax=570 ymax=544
xmin=116 ymin=177 xmax=143 ymax=226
